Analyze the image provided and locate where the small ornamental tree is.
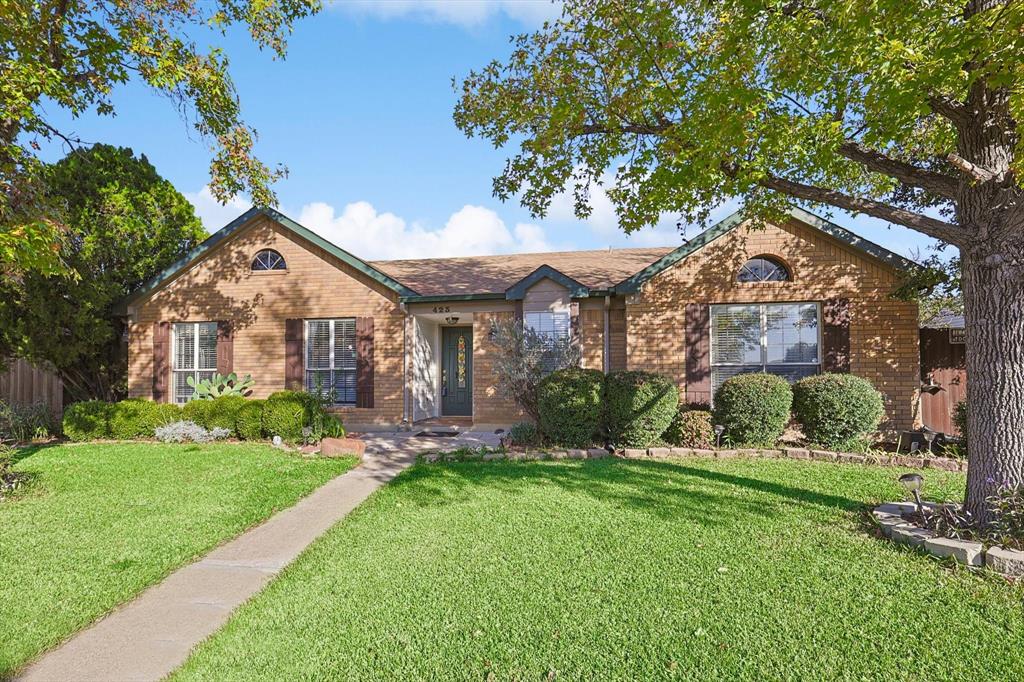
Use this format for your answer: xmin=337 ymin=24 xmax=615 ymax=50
xmin=490 ymin=318 xmax=581 ymax=423
xmin=456 ymin=0 xmax=1024 ymax=520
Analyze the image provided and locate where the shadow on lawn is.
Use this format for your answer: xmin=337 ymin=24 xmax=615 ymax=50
xmin=392 ymin=458 xmax=863 ymax=526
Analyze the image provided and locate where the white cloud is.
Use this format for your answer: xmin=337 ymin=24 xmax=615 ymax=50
xmin=185 ymin=185 xmax=252 ymax=232
xmin=329 ymin=0 xmax=562 ymax=28
xmin=296 ymin=200 xmax=555 ymax=260
xmin=544 ymin=174 xmax=741 ymax=248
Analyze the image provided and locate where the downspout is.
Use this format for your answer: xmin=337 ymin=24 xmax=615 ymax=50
xmin=400 ymin=302 xmax=410 ymax=431
xmin=603 ymin=295 xmax=611 ymax=374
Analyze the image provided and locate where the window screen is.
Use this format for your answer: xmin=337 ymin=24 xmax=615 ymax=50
xmin=524 ymin=311 xmax=570 ymax=340
xmin=710 ymin=303 xmax=819 ymax=397
xmin=172 ymin=322 xmax=218 ymax=403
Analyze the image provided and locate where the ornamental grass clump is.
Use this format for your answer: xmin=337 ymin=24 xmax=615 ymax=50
xmin=713 ymin=373 xmax=793 ymax=447
xmin=792 ymin=373 xmax=884 ymax=450
xmin=537 ymin=368 xmax=604 ymax=448
xmin=604 ymin=370 xmax=679 ymax=448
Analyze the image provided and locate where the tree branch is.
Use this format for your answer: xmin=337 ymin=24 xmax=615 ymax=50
xmin=837 ymin=141 xmax=958 ymax=199
xmin=927 ymin=94 xmax=969 ymax=125
xmin=946 ymin=152 xmax=999 ymax=182
xmin=757 ymin=173 xmax=965 ymax=243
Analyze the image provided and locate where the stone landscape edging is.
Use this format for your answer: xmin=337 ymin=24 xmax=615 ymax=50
xmin=872 ymin=502 xmax=1024 ymax=577
xmin=426 ymin=444 xmax=967 ymax=472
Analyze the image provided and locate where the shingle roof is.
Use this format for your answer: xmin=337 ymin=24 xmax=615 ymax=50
xmin=370 ymin=247 xmax=676 ymax=297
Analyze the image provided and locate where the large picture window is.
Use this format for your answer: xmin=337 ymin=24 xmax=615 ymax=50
xmin=710 ymin=303 xmax=820 ymax=397
xmin=172 ymin=322 xmax=218 ymax=403
xmin=305 ymin=319 xmax=356 ymax=405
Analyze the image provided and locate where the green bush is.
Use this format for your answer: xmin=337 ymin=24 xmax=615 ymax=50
xmin=236 ymin=399 xmax=266 ymax=441
xmin=713 ymin=373 xmax=793 ymax=447
xmin=181 ymin=399 xmax=214 ymax=428
xmin=508 ymin=421 xmax=541 ymax=447
xmin=537 ymin=368 xmax=604 ymax=448
xmin=792 ymin=373 xmax=884 ymax=449
xmin=953 ymin=399 xmax=968 ymax=441
xmin=663 ymin=407 xmax=714 ymax=449
xmin=320 ymin=413 xmax=346 ymax=439
xmin=604 ymin=370 xmax=679 ymax=448
xmin=62 ymin=400 xmax=113 ymax=441
xmin=206 ymin=395 xmax=246 ymax=433
xmin=262 ymin=391 xmax=317 ymax=443
xmin=109 ymin=399 xmax=155 ymax=440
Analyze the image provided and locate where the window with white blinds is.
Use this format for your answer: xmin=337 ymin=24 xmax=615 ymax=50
xmin=172 ymin=322 xmax=218 ymax=403
xmin=524 ymin=311 xmax=570 ymax=340
xmin=305 ymin=319 xmax=357 ymax=405
xmin=710 ymin=303 xmax=820 ymax=397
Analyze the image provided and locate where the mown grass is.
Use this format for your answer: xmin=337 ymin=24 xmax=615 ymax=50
xmin=173 ymin=457 xmax=1024 ymax=681
xmin=0 ymin=442 xmax=356 ymax=676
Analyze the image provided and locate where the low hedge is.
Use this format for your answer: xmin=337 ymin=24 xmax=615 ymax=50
xmin=713 ymin=373 xmax=793 ymax=447
xmin=263 ymin=390 xmax=319 ymax=443
xmin=793 ymin=373 xmax=883 ymax=449
xmin=236 ymin=399 xmax=266 ymax=441
xmin=63 ymin=400 xmax=113 ymax=441
xmin=662 ymin=407 xmax=714 ymax=449
xmin=604 ymin=370 xmax=679 ymax=448
xmin=182 ymin=395 xmax=246 ymax=433
xmin=537 ymin=368 xmax=604 ymax=448
xmin=109 ymin=399 xmax=182 ymax=440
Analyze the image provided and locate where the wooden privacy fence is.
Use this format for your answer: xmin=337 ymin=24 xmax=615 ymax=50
xmin=0 ymin=358 xmax=64 ymax=420
xmin=920 ymin=328 xmax=966 ymax=436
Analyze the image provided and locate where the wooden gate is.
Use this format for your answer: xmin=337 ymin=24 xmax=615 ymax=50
xmin=0 ymin=358 xmax=64 ymax=420
xmin=919 ymin=329 xmax=966 ymax=435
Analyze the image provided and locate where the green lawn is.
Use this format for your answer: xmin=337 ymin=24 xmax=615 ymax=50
xmin=174 ymin=458 xmax=1024 ymax=681
xmin=0 ymin=442 xmax=356 ymax=677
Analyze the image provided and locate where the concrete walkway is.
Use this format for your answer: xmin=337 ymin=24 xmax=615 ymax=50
xmin=18 ymin=448 xmax=420 ymax=682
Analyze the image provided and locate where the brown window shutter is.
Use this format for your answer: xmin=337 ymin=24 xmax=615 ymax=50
xmin=216 ymin=321 xmax=233 ymax=376
xmin=684 ymin=303 xmax=711 ymax=405
xmin=152 ymin=321 xmax=170 ymax=403
xmin=284 ymin=319 xmax=304 ymax=390
xmin=514 ymin=300 xmax=524 ymax=322
xmin=823 ymin=298 xmax=851 ymax=373
xmin=569 ymin=301 xmax=581 ymax=341
xmin=356 ymin=317 xmax=375 ymax=408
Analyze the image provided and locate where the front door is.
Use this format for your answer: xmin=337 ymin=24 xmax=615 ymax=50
xmin=441 ymin=327 xmax=473 ymax=416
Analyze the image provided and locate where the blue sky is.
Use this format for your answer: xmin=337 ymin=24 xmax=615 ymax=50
xmin=39 ymin=0 xmax=939 ymax=261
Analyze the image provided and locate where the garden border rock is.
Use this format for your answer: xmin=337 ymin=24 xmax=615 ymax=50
xmin=872 ymin=502 xmax=1024 ymax=577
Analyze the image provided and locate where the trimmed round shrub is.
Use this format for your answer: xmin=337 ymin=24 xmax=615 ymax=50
xmin=508 ymin=421 xmax=541 ymax=447
xmin=182 ymin=399 xmax=214 ymax=429
xmin=604 ymin=370 xmax=679 ymax=448
xmin=62 ymin=400 xmax=113 ymax=441
xmin=793 ymin=373 xmax=884 ymax=449
xmin=109 ymin=399 xmax=158 ymax=440
xmin=663 ymin=407 xmax=714 ymax=449
xmin=537 ymin=368 xmax=604 ymax=448
xmin=262 ymin=391 xmax=316 ymax=442
xmin=236 ymin=399 xmax=266 ymax=441
xmin=713 ymin=373 xmax=793 ymax=447
xmin=205 ymin=395 xmax=246 ymax=433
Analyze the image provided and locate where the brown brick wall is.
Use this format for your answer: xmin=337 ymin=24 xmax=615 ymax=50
xmin=472 ymin=311 xmax=524 ymax=424
xmin=625 ymin=218 xmax=919 ymax=432
xmin=128 ymin=215 xmax=406 ymax=425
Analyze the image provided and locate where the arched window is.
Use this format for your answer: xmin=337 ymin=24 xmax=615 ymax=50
xmin=251 ymin=249 xmax=286 ymax=271
xmin=737 ymin=256 xmax=789 ymax=283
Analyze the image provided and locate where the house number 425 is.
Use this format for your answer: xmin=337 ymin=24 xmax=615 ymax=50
xmin=432 ymin=306 xmax=451 ymax=313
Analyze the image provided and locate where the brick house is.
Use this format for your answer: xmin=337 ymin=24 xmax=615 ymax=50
xmin=121 ymin=206 xmax=920 ymax=433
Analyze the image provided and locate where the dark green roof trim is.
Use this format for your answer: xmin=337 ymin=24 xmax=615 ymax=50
xmin=400 ymin=292 xmax=508 ymax=304
xmin=614 ymin=207 xmax=918 ymax=294
xmin=118 ymin=207 xmax=418 ymax=313
xmin=505 ymin=265 xmax=590 ymax=300
xmin=614 ymin=210 xmax=746 ymax=294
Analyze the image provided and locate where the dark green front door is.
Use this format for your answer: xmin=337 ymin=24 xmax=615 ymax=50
xmin=441 ymin=327 xmax=473 ymax=416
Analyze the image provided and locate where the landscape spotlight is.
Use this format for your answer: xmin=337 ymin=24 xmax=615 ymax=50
xmin=899 ymin=472 xmax=925 ymax=516
xmin=714 ymin=424 xmax=725 ymax=448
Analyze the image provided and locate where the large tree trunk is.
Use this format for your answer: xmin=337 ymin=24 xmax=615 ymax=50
xmin=961 ymin=237 xmax=1024 ymax=522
